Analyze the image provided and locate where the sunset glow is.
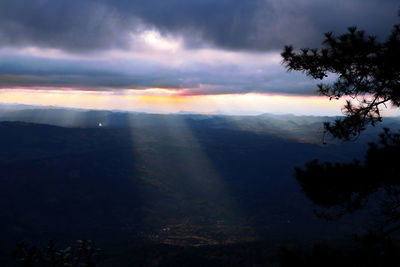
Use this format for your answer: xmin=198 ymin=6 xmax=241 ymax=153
xmin=0 ymin=88 xmax=349 ymax=115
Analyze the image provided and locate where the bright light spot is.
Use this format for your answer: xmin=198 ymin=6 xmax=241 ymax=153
xmin=141 ymin=30 xmax=181 ymax=52
xmin=98 ymin=122 xmax=103 ymax=127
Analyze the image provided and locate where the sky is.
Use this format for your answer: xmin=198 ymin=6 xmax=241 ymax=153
xmin=0 ymin=0 xmax=398 ymax=115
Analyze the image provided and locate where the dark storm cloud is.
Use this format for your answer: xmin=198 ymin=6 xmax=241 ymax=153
xmin=0 ymin=0 xmax=137 ymax=52
xmin=0 ymin=0 xmax=398 ymax=52
xmin=0 ymin=0 xmax=397 ymax=95
xmin=0 ymin=54 xmax=196 ymax=89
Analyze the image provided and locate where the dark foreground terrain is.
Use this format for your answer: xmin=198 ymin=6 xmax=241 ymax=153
xmin=1 ymin=108 xmax=397 ymax=265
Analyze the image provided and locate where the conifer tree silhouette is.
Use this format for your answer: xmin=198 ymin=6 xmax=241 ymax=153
xmin=282 ymin=11 xmax=400 ymax=238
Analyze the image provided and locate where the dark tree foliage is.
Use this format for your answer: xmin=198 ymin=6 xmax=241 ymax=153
xmin=14 ymin=240 xmax=100 ymax=267
xmin=295 ymin=129 xmax=400 ymax=237
xmin=282 ymin=11 xmax=400 ymax=240
xmin=279 ymin=241 xmax=399 ymax=267
xmin=281 ymin=14 xmax=400 ymax=140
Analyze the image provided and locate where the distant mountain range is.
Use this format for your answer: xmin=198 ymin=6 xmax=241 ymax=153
xmin=2 ymin=104 xmax=399 ymax=143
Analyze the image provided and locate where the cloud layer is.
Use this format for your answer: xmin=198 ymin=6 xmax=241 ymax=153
xmin=0 ymin=0 xmax=398 ymax=95
xmin=0 ymin=0 xmax=397 ymax=51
